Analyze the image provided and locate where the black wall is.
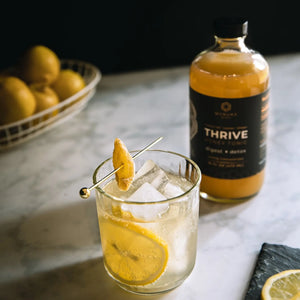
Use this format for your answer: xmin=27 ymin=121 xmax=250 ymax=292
xmin=1 ymin=1 xmax=298 ymax=74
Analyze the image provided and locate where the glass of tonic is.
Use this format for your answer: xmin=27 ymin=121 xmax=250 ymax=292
xmin=93 ymin=149 xmax=201 ymax=294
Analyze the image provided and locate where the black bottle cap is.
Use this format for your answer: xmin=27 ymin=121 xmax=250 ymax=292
xmin=213 ymin=17 xmax=248 ymax=38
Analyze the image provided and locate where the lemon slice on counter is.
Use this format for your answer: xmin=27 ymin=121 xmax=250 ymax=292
xmin=261 ymin=269 xmax=300 ymax=300
xmin=112 ymin=138 xmax=135 ymax=191
xmin=291 ymin=292 xmax=300 ymax=300
xmin=100 ymin=214 xmax=168 ymax=286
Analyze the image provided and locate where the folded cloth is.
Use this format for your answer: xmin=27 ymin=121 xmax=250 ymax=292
xmin=244 ymin=243 xmax=300 ymax=300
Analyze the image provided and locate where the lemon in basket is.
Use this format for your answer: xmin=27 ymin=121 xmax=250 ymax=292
xmin=52 ymin=69 xmax=86 ymax=102
xmin=29 ymin=85 xmax=59 ymax=114
xmin=0 ymin=76 xmax=36 ymax=125
xmin=19 ymin=45 xmax=60 ymax=85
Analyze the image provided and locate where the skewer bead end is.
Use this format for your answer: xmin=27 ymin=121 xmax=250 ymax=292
xmin=79 ymin=187 xmax=90 ymax=199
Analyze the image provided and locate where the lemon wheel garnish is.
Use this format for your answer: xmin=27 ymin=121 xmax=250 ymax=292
xmin=100 ymin=215 xmax=168 ymax=286
xmin=261 ymin=269 xmax=300 ymax=300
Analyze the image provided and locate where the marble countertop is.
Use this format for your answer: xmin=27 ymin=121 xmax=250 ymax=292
xmin=1 ymin=53 xmax=300 ymax=300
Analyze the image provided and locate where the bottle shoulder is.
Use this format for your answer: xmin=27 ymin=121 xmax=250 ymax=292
xmin=191 ymin=48 xmax=269 ymax=76
xmin=190 ymin=48 xmax=269 ymax=98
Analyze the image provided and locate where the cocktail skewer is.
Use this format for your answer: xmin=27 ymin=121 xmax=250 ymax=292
xmin=79 ymin=136 xmax=163 ymax=199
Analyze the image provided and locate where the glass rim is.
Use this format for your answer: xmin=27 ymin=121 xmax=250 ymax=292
xmin=92 ymin=149 xmax=201 ymax=205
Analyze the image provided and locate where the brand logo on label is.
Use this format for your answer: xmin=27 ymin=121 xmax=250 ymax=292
xmin=221 ymin=102 xmax=231 ymax=112
xmin=215 ymin=101 xmax=237 ymax=119
xmin=204 ymin=127 xmax=248 ymax=140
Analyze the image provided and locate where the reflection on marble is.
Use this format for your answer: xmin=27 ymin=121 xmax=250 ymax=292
xmin=1 ymin=54 xmax=300 ymax=300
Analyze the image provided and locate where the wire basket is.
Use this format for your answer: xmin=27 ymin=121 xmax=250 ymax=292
xmin=0 ymin=59 xmax=101 ymax=150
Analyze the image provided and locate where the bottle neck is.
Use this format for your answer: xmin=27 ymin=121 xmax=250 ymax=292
xmin=214 ymin=36 xmax=249 ymax=52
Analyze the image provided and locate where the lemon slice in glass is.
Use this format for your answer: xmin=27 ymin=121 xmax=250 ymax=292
xmin=261 ymin=269 xmax=300 ymax=300
xmin=111 ymin=205 xmax=136 ymax=221
xmin=100 ymin=215 xmax=168 ymax=286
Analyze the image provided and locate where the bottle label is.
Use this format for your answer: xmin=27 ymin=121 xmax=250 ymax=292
xmin=190 ymin=87 xmax=269 ymax=179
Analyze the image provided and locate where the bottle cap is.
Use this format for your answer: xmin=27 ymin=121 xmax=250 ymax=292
xmin=213 ymin=17 xmax=248 ymax=38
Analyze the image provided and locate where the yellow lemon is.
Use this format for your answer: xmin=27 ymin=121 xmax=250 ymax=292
xmin=29 ymin=85 xmax=59 ymax=114
xmin=19 ymin=45 xmax=60 ymax=85
xmin=0 ymin=76 xmax=36 ymax=125
xmin=261 ymin=269 xmax=300 ymax=300
xmin=52 ymin=69 xmax=85 ymax=101
xmin=99 ymin=213 xmax=168 ymax=286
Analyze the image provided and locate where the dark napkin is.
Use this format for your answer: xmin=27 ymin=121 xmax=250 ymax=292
xmin=244 ymin=243 xmax=300 ymax=300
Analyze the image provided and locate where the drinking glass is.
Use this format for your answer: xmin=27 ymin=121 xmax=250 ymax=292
xmin=93 ymin=150 xmax=201 ymax=294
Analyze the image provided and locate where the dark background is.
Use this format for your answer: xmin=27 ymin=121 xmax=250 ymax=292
xmin=1 ymin=1 xmax=298 ymax=74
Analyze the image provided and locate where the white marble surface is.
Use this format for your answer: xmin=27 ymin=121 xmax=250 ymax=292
xmin=1 ymin=53 xmax=300 ymax=300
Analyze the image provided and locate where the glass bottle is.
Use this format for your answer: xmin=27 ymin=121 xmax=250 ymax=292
xmin=189 ymin=17 xmax=270 ymax=203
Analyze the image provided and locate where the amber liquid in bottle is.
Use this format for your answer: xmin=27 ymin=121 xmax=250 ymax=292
xmin=190 ymin=19 xmax=270 ymax=203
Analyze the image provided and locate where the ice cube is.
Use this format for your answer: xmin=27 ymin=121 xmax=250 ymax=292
xmin=162 ymin=182 xmax=184 ymax=198
xmin=133 ymin=160 xmax=169 ymax=191
xmin=168 ymin=233 xmax=190 ymax=273
xmin=167 ymin=216 xmax=196 ymax=274
xmin=128 ymin=182 xmax=166 ymax=202
xmin=134 ymin=160 xmax=156 ymax=179
xmin=122 ymin=182 xmax=169 ymax=221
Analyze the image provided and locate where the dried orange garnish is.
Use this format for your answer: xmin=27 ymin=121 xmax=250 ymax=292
xmin=112 ymin=138 xmax=135 ymax=191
